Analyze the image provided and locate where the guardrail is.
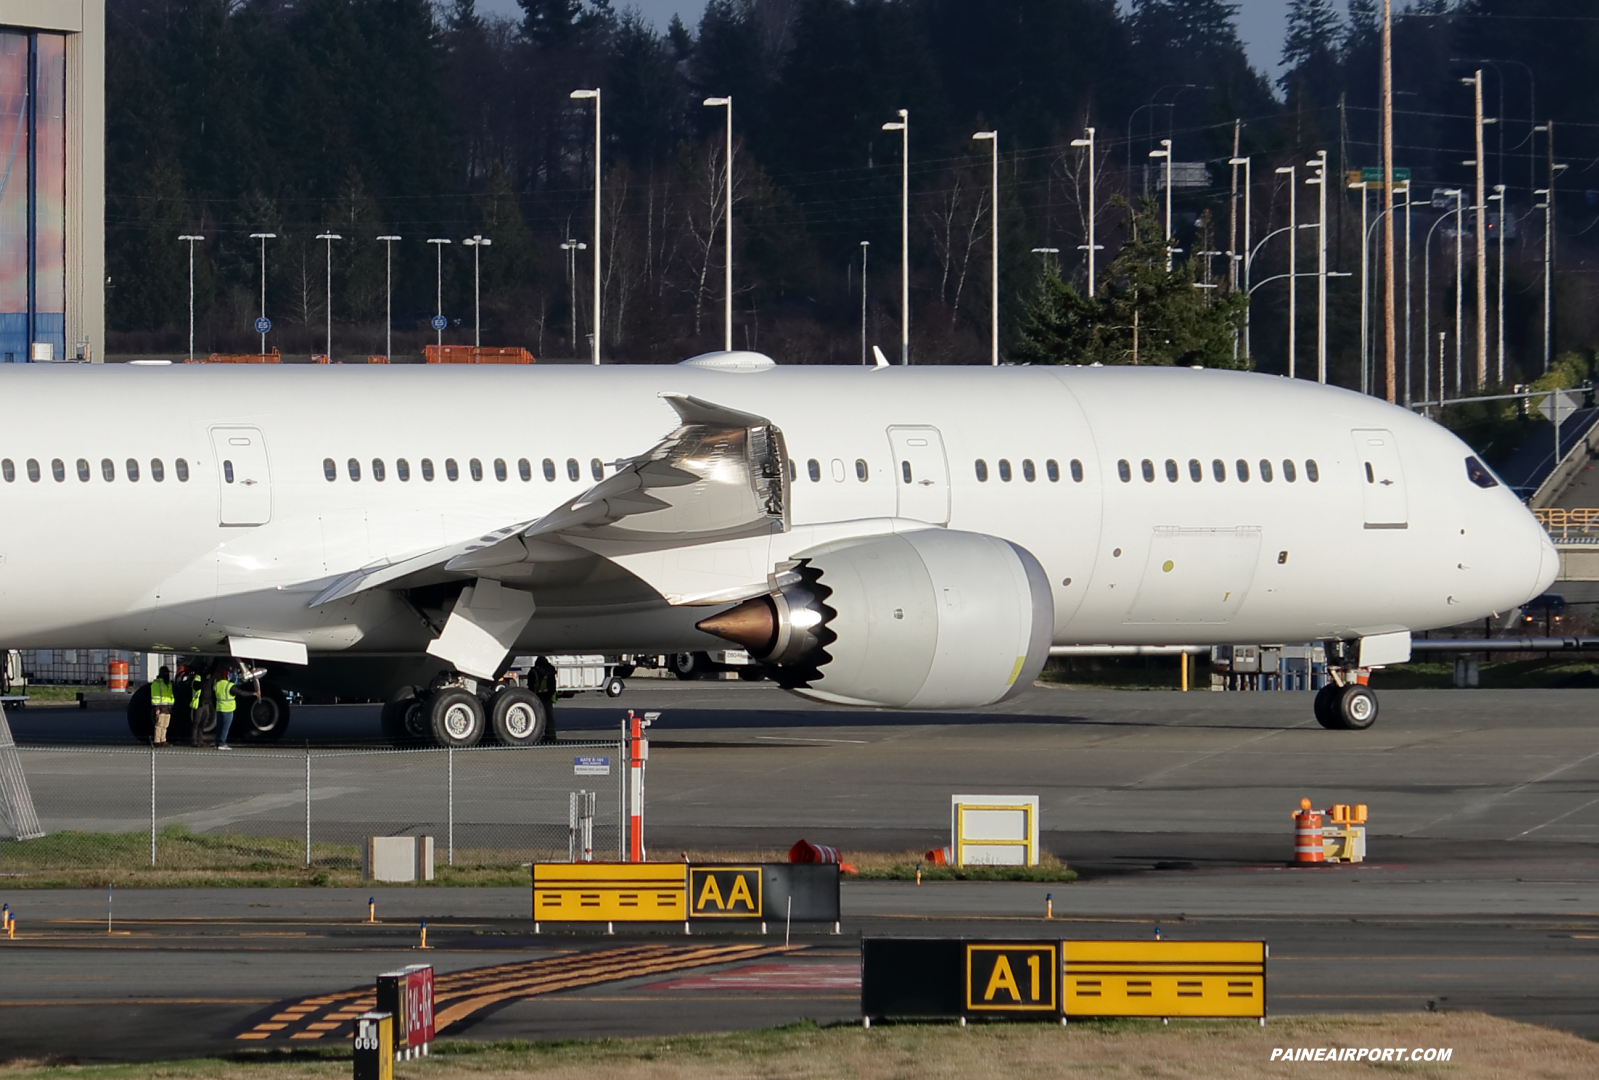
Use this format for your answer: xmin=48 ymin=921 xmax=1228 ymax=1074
xmin=1533 ymin=507 xmax=1599 ymax=538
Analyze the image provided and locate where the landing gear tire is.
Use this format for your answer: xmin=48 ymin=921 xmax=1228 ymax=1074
xmin=235 ymin=687 xmax=291 ymax=743
xmin=604 ymin=676 xmax=625 ymax=698
xmin=672 ymin=652 xmax=708 ymax=680
xmin=490 ymin=688 xmax=547 ymax=746
xmin=381 ymin=688 xmax=430 ymax=746
xmin=429 ymin=688 xmax=485 ymax=748
xmin=126 ymin=684 xmax=154 ymax=743
xmin=1335 ymin=684 xmax=1378 ymax=730
xmin=1312 ymin=683 xmax=1342 ymax=729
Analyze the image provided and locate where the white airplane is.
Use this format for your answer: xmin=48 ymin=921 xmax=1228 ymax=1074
xmin=0 ymin=352 xmax=1555 ymax=743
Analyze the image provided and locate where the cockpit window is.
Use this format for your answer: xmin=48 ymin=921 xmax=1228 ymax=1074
xmin=1465 ymin=455 xmax=1498 ymax=489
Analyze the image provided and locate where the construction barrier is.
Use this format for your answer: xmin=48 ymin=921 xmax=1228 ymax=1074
xmin=193 ymin=350 xmax=281 ymax=364
xmin=424 ymin=344 xmax=534 ymax=364
xmin=375 ymin=964 xmax=434 ymax=1061
xmin=861 ymin=938 xmax=1267 ymax=1025
xmin=531 ymin=862 xmax=840 ymax=930
xmin=1319 ymin=803 xmax=1368 ymax=863
xmin=1292 ymin=799 xmax=1323 ymax=864
xmin=1063 ymin=940 xmax=1266 ymax=1020
xmin=106 ymin=660 xmax=128 ymax=692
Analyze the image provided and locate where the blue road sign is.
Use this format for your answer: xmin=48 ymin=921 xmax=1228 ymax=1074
xmin=255 ymin=317 xmax=272 ymax=334
xmin=431 ymin=315 xmax=448 ymax=331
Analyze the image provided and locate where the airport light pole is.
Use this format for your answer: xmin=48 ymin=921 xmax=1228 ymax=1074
xmin=1490 ymin=185 xmax=1506 ymax=383
xmin=972 ymin=130 xmax=999 ymax=365
xmin=859 ymin=240 xmax=869 ymax=366
xmin=703 ymin=96 xmax=734 ymax=351
xmin=1533 ymin=121 xmax=1567 ymax=373
xmin=1462 ymin=70 xmax=1492 ymax=387
xmin=560 ymin=239 xmax=587 ymax=354
xmin=1071 ymin=128 xmax=1101 ymax=296
xmin=1275 ymin=165 xmax=1297 ymax=378
xmin=1227 ymin=155 xmax=1251 ymax=361
xmin=427 ymin=239 xmax=450 ymax=348
xmin=1306 ymin=152 xmax=1328 ymax=383
xmin=1149 ymin=139 xmax=1173 ymax=270
xmin=315 ymin=233 xmax=342 ymax=362
xmin=462 ymin=235 xmax=492 ymax=349
xmin=570 ymin=88 xmax=602 ymax=364
xmin=376 ymin=235 xmax=400 ymax=363
xmin=882 ymin=110 xmax=909 ymax=362
xmin=1422 ymin=192 xmax=1460 ymax=409
xmin=249 ymin=232 xmax=275 ymax=355
xmin=177 ymin=234 xmax=203 ymax=362
xmin=1350 ymin=179 xmax=1371 ymax=393
xmin=1453 ymin=189 xmax=1464 ymax=394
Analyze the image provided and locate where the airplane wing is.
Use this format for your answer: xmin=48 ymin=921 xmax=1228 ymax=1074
xmin=308 ymin=393 xmax=789 ymax=607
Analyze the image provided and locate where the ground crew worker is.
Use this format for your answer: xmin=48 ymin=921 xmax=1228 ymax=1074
xmin=213 ymin=668 xmax=238 ymax=750
xmin=532 ymin=656 xmax=558 ymax=740
xmin=190 ymin=667 xmax=213 ymax=747
xmin=149 ymin=666 xmax=175 ymax=747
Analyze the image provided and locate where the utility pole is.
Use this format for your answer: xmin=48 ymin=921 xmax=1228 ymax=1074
xmin=1381 ymin=0 xmax=1397 ymax=403
xmin=1310 ymin=151 xmax=1328 ymax=385
xmin=1464 ymin=70 xmax=1489 ymax=387
xmin=1228 ymin=120 xmax=1240 ymax=292
xmin=1228 ymin=154 xmax=1251 ymax=362
xmin=1534 ymin=120 xmax=1563 ymax=373
xmin=1276 ymin=165 xmax=1297 ymax=379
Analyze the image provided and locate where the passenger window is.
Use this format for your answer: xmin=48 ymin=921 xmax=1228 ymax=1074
xmin=77 ymin=458 xmax=90 ymax=482
xmin=1283 ymin=459 xmax=1297 ymax=482
xmin=1236 ymin=459 xmax=1249 ymax=482
xmin=1465 ymin=455 xmax=1498 ymax=489
xmin=1305 ymin=459 xmax=1320 ymax=482
xmin=1023 ymin=459 xmax=1036 ymax=482
xmin=566 ymin=458 xmax=579 ymax=482
xmin=51 ymin=458 xmax=64 ymax=482
xmin=1212 ymin=459 xmax=1226 ymax=482
xmin=1070 ymin=459 xmax=1084 ymax=483
xmin=372 ymin=459 xmax=386 ymax=482
xmin=901 ymin=461 xmax=913 ymax=484
xmin=1000 ymin=459 xmax=1013 ymax=482
xmin=1188 ymin=459 xmax=1201 ymax=482
xmin=176 ymin=458 xmax=190 ymax=482
xmin=1117 ymin=459 xmax=1130 ymax=483
xmin=28 ymin=458 xmax=41 ymax=482
xmin=856 ymin=459 xmax=869 ymax=481
xmin=1046 ymin=459 xmax=1060 ymax=482
xmin=976 ymin=459 xmax=989 ymax=482
xmin=323 ymin=458 xmax=336 ymax=482
xmin=542 ymin=458 xmax=556 ymax=482
xmin=1365 ymin=462 xmax=1375 ymax=483
xmin=808 ymin=458 xmax=821 ymax=482
xmin=519 ymin=458 xmax=531 ymax=482
xmin=1165 ymin=459 xmax=1178 ymax=482
xmin=788 ymin=460 xmax=797 ymax=482
xmin=447 ymin=458 xmax=460 ymax=481
xmin=347 ymin=458 xmax=361 ymax=481
xmin=1259 ymin=459 xmax=1274 ymax=482
xmin=494 ymin=458 xmax=507 ymax=482
xmin=0 ymin=458 xmax=11 ymax=482
xmin=150 ymin=459 xmax=164 ymax=483
xmin=592 ymin=458 xmax=604 ymax=481
xmin=422 ymin=458 xmax=435 ymax=481
xmin=101 ymin=458 xmax=115 ymax=482
xmin=1140 ymin=459 xmax=1154 ymax=483
xmin=223 ymin=460 xmax=234 ymax=483
xmin=469 ymin=458 xmax=483 ymax=481
xmin=397 ymin=458 xmax=410 ymax=481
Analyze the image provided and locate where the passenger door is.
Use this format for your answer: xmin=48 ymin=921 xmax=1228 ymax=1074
xmin=209 ymin=426 xmax=272 ymax=526
xmin=887 ymin=426 xmax=950 ymax=525
xmin=1352 ymin=428 xmax=1408 ymax=529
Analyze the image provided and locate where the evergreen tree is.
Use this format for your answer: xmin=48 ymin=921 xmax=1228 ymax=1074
xmin=1346 ymin=0 xmax=1378 ymax=45
xmin=1283 ymin=0 xmax=1341 ymax=68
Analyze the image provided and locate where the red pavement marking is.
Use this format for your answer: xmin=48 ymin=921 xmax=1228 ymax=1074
xmin=648 ymin=962 xmax=860 ymax=992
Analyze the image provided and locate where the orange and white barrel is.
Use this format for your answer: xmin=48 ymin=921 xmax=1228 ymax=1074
xmin=107 ymin=660 xmax=129 ymax=692
xmin=1293 ymin=798 xmax=1324 ymax=864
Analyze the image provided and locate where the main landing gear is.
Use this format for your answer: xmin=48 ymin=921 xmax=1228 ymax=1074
xmin=382 ymin=673 xmax=552 ymax=749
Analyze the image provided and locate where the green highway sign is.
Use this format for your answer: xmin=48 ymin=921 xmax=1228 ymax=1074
xmin=1362 ymin=167 xmax=1409 ymax=182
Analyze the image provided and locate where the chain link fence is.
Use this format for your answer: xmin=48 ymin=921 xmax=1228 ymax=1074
xmin=1 ymin=740 xmax=625 ymax=873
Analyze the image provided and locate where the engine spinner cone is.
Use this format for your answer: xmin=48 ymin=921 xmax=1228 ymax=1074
xmin=696 ymin=596 xmax=778 ymax=655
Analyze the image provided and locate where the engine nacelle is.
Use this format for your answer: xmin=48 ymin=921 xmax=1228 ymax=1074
xmin=697 ymin=529 xmax=1053 ymax=709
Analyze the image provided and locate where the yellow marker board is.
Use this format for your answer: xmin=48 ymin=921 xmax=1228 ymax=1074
xmin=1063 ymin=940 xmax=1266 ymax=1019
xmin=532 ymin=864 xmax=686 ymax=922
xmin=689 ymin=867 xmax=763 ymax=918
xmin=965 ymin=943 xmax=1059 ymax=1013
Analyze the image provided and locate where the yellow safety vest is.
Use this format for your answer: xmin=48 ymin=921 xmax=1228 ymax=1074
xmin=214 ymin=678 xmax=237 ymax=713
xmin=150 ymin=678 xmax=175 ymax=706
xmin=189 ymin=678 xmax=202 ymax=709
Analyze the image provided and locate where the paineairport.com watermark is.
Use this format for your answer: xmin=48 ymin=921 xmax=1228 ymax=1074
xmin=1271 ymin=1048 xmax=1453 ymax=1063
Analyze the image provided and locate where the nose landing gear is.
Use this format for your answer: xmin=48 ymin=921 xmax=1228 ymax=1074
xmin=1313 ymin=680 xmax=1379 ymax=730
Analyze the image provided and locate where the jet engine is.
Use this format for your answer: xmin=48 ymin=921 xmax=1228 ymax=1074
xmin=697 ymin=529 xmax=1054 ymax=709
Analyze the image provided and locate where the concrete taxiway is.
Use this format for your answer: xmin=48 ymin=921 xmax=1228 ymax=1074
xmin=3 ymin=683 xmax=1598 ymax=1059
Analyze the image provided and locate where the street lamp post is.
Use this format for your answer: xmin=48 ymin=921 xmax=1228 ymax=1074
xmin=1149 ymin=139 xmax=1173 ymax=270
xmin=1071 ymin=128 xmax=1101 ymax=296
xmin=1533 ymin=121 xmax=1566 ymax=372
xmin=1228 ymin=155 xmax=1251 ymax=360
xmin=1350 ymin=179 xmax=1370 ymax=393
xmin=570 ymin=89 xmax=602 ymax=364
xmin=1422 ymin=193 xmax=1460 ymax=409
xmin=972 ymin=130 xmax=999 ymax=365
xmin=376 ymin=235 xmax=400 ymax=363
xmin=315 ymin=233 xmax=342 ymax=362
xmin=859 ymin=240 xmax=869 ymax=366
xmin=462 ymin=235 xmax=492 ymax=349
xmin=1275 ymin=165 xmax=1297 ymax=378
xmin=1491 ymin=184 xmax=1506 ymax=383
xmin=1462 ymin=70 xmax=1492 ymax=386
xmin=177 ymin=234 xmax=203 ymax=362
xmin=560 ymin=239 xmax=587 ymax=354
xmin=703 ymin=96 xmax=733 ymax=351
xmin=1307 ymin=151 xmax=1328 ymax=383
xmin=249 ymin=232 xmax=275 ymax=355
xmin=881 ymin=110 xmax=909 ymax=363
xmin=1453 ymin=189 xmax=1465 ymax=394
xmin=427 ymin=238 xmax=450 ymax=348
